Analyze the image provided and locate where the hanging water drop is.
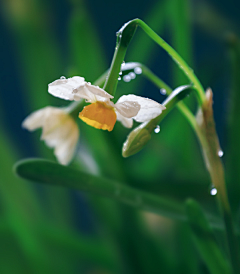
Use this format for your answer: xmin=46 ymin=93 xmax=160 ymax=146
xmin=154 ymin=125 xmax=160 ymax=133
xmin=119 ymin=71 xmax=122 ymax=75
xmin=134 ymin=67 xmax=142 ymax=74
xmin=210 ymin=187 xmax=217 ymax=196
xmin=129 ymin=72 xmax=136 ymax=79
xmin=118 ymin=77 xmax=121 ymax=80
xmin=60 ymin=76 xmax=66 ymax=79
xmin=218 ymin=150 xmax=224 ymax=157
xmin=160 ymin=88 xmax=167 ymax=95
xmin=123 ymin=75 xmax=131 ymax=82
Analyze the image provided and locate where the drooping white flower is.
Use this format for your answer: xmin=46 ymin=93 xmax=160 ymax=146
xmin=48 ymin=76 xmax=166 ymax=131
xmin=22 ymin=106 xmax=79 ymax=165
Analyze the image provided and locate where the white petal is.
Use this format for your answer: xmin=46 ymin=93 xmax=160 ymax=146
xmin=116 ymin=112 xmax=133 ymax=128
xmin=72 ymin=82 xmax=114 ymax=103
xmin=114 ymin=101 xmax=140 ymax=118
xmin=85 ymin=83 xmax=114 ymax=99
xmin=48 ymin=76 xmax=86 ymax=101
xmin=22 ymin=107 xmax=52 ymax=131
xmin=23 ymin=106 xmax=79 ymax=165
xmin=117 ymin=94 xmax=166 ymax=122
xmin=53 ymin=124 xmax=79 ymax=165
xmin=72 ymin=85 xmax=97 ymax=102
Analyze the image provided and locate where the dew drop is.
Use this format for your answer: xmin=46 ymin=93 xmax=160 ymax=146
xmin=160 ymin=88 xmax=167 ymax=95
xmin=154 ymin=125 xmax=160 ymax=133
xmin=218 ymin=150 xmax=224 ymax=157
xmin=122 ymin=61 xmax=125 ymax=66
xmin=210 ymin=187 xmax=217 ymax=196
xmin=60 ymin=76 xmax=66 ymax=79
xmin=134 ymin=67 xmax=142 ymax=74
xmin=123 ymin=75 xmax=131 ymax=82
xmin=118 ymin=77 xmax=121 ymax=80
xmin=129 ymin=72 xmax=136 ymax=79
xmin=119 ymin=71 xmax=122 ymax=75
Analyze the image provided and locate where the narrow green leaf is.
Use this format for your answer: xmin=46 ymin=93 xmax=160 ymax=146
xmin=14 ymin=158 xmax=186 ymax=221
xmin=186 ymin=199 xmax=231 ymax=274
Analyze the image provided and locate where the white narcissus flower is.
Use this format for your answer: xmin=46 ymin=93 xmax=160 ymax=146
xmin=22 ymin=106 xmax=79 ymax=165
xmin=48 ymin=76 xmax=166 ymax=131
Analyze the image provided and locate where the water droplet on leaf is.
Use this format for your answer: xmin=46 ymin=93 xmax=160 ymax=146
xmin=154 ymin=125 xmax=160 ymax=133
xmin=129 ymin=72 xmax=136 ymax=79
xmin=160 ymin=88 xmax=167 ymax=95
xmin=134 ymin=67 xmax=142 ymax=74
xmin=119 ymin=71 xmax=122 ymax=75
xmin=210 ymin=187 xmax=217 ymax=196
xmin=123 ymin=75 xmax=131 ymax=82
xmin=218 ymin=150 xmax=224 ymax=157
xmin=118 ymin=77 xmax=121 ymax=80
xmin=60 ymin=76 xmax=66 ymax=79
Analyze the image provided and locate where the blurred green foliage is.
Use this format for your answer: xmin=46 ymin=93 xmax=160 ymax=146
xmin=0 ymin=0 xmax=240 ymax=273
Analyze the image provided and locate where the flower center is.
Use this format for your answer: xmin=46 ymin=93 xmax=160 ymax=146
xmin=79 ymin=102 xmax=117 ymax=131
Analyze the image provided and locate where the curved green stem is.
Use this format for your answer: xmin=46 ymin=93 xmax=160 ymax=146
xmin=103 ymin=19 xmax=206 ymax=104
xmin=140 ymin=64 xmax=197 ymax=130
xmin=122 ymin=84 xmax=194 ymax=157
xmin=135 ymin=19 xmax=206 ymax=105
xmin=103 ymin=20 xmax=137 ymax=96
xmin=120 ymin=62 xmax=201 ymax=138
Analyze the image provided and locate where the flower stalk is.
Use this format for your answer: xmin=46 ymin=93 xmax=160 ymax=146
xmin=103 ymin=19 xmax=206 ymax=104
xmin=103 ymin=21 xmax=138 ymax=96
xmin=196 ymin=89 xmax=240 ymax=274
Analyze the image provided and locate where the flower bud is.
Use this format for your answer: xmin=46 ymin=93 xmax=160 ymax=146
xmin=122 ymin=122 xmax=151 ymax=157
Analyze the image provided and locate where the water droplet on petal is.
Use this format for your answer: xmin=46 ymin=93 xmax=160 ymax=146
xmin=160 ymin=88 xmax=167 ymax=95
xmin=218 ymin=150 xmax=224 ymax=157
xmin=60 ymin=76 xmax=66 ymax=79
xmin=154 ymin=125 xmax=160 ymax=133
xmin=129 ymin=72 xmax=136 ymax=79
xmin=210 ymin=187 xmax=217 ymax=196
xmin=134 ymin=67 xmax=142 ymax=74
xmin=118 ymin=77 xmax=121 ymax=80
xmin=123 ymin=75 xmax=131 ymax=82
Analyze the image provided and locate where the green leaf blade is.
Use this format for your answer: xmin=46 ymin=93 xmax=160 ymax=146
xmin=14 ymin=158 xmax=187 ymax=221
xmin=186 ymin=199 xmax=231 ymax=274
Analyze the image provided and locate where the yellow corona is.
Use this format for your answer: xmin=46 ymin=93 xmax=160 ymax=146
xmin=79 ymin=102 xmax=117 ymax=131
